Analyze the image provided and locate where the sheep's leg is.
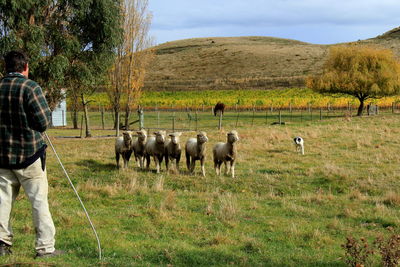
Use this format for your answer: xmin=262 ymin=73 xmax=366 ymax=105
xmin=186 ymin=152 xmax=191 ymax=171
xmin=176 ymin=155 xmax=181 ymax=172
xmin=190 ymin=158 xmax=196 ymax=174
xmin=224 ymin=161 xmax=229 ymax=175
xmin=156 ymin=155 xmax=164 ymax=173
xmin=214 ymin=160 xmax=220 ymax=175
xmin=200 ymin=157 xmax=206 ymax=177
xmin=124 ymin=151 xmax=132 ymax=168
xmin=231 ymin=160 xmax=235 ymax=178
xmin=165 ymin=155 xmax=169 ymax=171
xmin=301 ymin=145 xmax=304 ymax=155
xmin=145 ymin=154 xmax=151 ymax=170
xmin=153 ymin=156 xmax=160 ymax=173
xmin=116 ymin=152 xmax=120 ymax=169
xmin=135 ymin=154 xmax=140 ymax=167
xmin=139 ymin=156 xmax=144 ymax=169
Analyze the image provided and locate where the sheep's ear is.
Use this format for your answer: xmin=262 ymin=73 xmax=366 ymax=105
xmin=176 ymin=132 xmax=182 ymax=136
xmin=153 ymin=132 xmax=158 ymax=135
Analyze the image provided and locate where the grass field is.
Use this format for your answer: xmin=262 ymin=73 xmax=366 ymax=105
xmin=1 ymin=113 xmax=400 ymax=266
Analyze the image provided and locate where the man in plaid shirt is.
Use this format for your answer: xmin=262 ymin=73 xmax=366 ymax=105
xmin=0 ymin=51 xmax=63 ymax=258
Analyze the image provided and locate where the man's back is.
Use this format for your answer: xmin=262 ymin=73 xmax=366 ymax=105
xmin=0 ymin=72 xmax=51 ymax=168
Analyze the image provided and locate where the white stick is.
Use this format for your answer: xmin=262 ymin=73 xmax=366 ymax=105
xmin=44 ymin=132 xmax=102 ymax=260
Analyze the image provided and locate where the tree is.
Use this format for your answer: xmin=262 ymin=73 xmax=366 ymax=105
xmin=307 ymin=45 xmax=400 ymax=116
xmin=0 ymin=0 xmax=122 ymax=126
xmin=106 ymin=0 xmax=154 ymax=131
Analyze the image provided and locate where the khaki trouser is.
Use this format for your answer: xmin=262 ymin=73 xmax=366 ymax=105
xmin=0 ymin=158 xmax=55 ymax=253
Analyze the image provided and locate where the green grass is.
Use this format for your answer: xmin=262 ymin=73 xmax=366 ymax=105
xmin=1 ymin=114 xmax=400 ymax=266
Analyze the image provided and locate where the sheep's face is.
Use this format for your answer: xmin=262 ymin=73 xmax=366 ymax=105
xmin=169 ymin=132 xmax=181 ymax=145
xmin=122 ymin=131 xmax=133 ymax=147
xmin=197 ymin=132 xmax=208 ymax=144
xmin=137 ymin=130 xmax=147 ymax=142
xmin=227 ymin=130 xmax=239 ymax=143
xmin=154 ymin=131 xmax=166 ymax=144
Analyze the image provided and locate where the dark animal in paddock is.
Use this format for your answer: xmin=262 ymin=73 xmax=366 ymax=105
xmin=214 ymin=102 xmax=226 ymax=116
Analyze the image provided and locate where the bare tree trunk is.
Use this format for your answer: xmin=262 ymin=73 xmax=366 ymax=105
xmin=357 ymin=97 xmax=365 ymax=116
xmin=72 ymin=109 xmax=78 ymax=129
xmin=81 ymin=94 xmax=92 ymax=137
xmin=125 ymin=105 xmax=130 ymax=130
xmin=114 ymin=110 xmax=119 ymax=130
xmin=72 ymin=93 xmax=79 ymax=129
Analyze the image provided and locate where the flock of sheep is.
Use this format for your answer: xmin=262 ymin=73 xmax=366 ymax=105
xmin=115 ymin=129 xmax=240 ymax=178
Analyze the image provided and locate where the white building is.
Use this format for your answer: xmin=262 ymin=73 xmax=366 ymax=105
xmin=51 ymin=92 xmax=67 ymax=127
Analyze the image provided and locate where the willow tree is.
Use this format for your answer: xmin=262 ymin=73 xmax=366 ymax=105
xmin=0 ymin=0 xmax=122 ymax=127
xmin=307 ymin=45 xmax=400 ymax=116
xmin=107 ymin=0 xmax=154 ymax=130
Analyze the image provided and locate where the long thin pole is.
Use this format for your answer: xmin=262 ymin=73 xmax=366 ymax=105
xmin=44 ymin=132 xmax=102 ymax=260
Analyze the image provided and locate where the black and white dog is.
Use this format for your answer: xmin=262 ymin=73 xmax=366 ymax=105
xmin=293 ymin=137 xmax=304 ymax=155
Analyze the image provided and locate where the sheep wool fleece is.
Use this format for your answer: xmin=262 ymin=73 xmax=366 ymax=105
xmin=0 ymin=158 xmax=56 ymax=253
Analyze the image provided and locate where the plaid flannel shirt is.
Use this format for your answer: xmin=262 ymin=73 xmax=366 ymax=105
xmin=0 ymin=72 xmax=51 ymax=169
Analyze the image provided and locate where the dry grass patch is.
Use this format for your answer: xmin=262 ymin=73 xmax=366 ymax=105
xmin=217 ymin=192 xmax=238 ymax=221
xmin=301 ymin=189 xmax=335 ymax=205
xmin=382 ymin=192 xmax=400 ymax=207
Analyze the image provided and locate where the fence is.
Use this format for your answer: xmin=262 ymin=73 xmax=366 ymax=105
xmin=61 ymin=104 xmax=398 ymax=136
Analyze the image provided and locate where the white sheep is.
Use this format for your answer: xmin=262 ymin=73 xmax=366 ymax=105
xmin=165 ymin=132 xmax=182 ymax=172
xmin=132 ymin=129 xmax=147 ymax=169
xmin=115 ymin=131 xmax=134 ymax=169
xmin=144 ymin=130 xmax=167 ymax=173
xmin=185 ymin=131 xmax=208 ymax=176
xmin=212 ymin=130 xmax=239 ymax=178
xmin=293 ymin=136 xmax=304 ymax=155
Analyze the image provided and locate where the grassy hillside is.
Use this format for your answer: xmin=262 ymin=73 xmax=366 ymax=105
xmin=1 ymin=114 xmax=400 ymax=266
xmin=144 ymin=28 xmax=400 ymax=91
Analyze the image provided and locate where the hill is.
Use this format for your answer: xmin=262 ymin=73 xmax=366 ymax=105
xmin=144 ymin=28 xmax=400 ymax=91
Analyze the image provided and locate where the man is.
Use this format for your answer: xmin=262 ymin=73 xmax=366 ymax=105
xmin=0 ymin=51 xmax=63 ymax=258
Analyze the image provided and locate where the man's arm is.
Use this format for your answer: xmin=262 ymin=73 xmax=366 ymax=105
xmin=27 ymin=85 xmax=52 ymax=132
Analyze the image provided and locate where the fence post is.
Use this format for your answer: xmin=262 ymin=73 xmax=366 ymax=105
xmin=392 ymin=102 xmax=395 ymax=114
xmin=251 ymin=106 xmax=255 ymax=126
xmin=279 ymin=109 xmax=282 ymax=124
xmin=320 ymin=108 xmax=322 ymax=120
xmin=62 ymin=110 xmax=65 ymax=126
xmin=235 ymin=110 xmax=240 ymax=128
xmin=300 ymin=109 xmax=303 ymax=123
xmin=116 ymin=113 xmax=120 ymax=137
xmin=310 ymin=107 xmax=313 ymax=121
xmin=101 ymin=107 xmax=105 ymax=130
xmin=138 ymin=107 xmax=144 ymax=130
xmin=218 ymin=111 xmax=223 ymax=130
xmin=265 ymin=109 xmax=268 ymax=124
xmin=172 ymin=112 xmax=175 ymax=132
xmin=195 ymin=109 xmax=198 ymax=131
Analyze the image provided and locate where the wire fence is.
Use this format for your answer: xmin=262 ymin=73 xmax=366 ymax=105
xmin=53 ymin=103 xmax=399 ymax=136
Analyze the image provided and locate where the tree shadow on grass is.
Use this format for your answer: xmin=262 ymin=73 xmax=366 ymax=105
xmin=76 ymin=159 xmax=116 ymax=172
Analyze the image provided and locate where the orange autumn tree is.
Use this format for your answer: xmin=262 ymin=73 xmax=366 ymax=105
xmin=307 ymin=45 xmax=400 ymax=116
xmin=107 ymin=0 xmax=154 ymax=130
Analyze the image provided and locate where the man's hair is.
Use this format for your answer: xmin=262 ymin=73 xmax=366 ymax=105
xmin=3 ymin=50 xmax=29 ymax=73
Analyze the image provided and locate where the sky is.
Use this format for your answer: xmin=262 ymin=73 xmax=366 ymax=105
xmin=148 ymin=0 xmax=400 ymax=45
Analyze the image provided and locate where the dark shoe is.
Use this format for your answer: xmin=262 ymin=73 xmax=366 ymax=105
xmin=35 ymin=249 xmax=65 ymax=259
xmin=0 ymin=241 xmax=12 ymax=256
